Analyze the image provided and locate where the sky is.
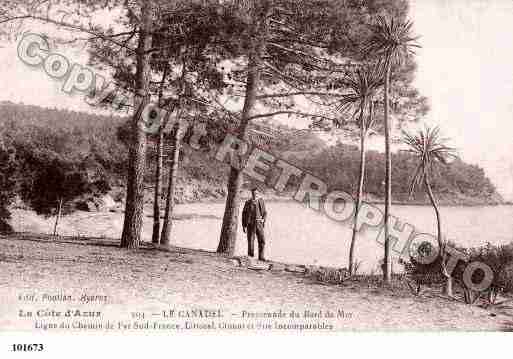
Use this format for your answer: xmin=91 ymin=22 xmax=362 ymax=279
xmin=410 ymin=0 xmax=513 ymax=201
xmin=0 ymin=1 xmax=511 ymax=200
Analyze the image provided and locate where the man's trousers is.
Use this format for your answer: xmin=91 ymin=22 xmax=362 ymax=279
xmin=247 ymin=222 xmax=265 ymax=261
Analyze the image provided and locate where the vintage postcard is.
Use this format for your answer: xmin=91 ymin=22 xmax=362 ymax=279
xmin=0 ymin=0 xmax=512 ymax=354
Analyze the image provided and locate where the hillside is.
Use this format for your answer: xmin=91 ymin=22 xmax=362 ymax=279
xmin=258 ymin=121 xmax=503 ymax=205
xmin=0 ymin=101 xmax=503 ymax=212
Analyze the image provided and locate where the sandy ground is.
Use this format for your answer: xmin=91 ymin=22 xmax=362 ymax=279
xmin=1 ymin=234 xmax=513 ymax=332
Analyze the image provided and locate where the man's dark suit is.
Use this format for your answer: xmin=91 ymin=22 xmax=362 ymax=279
xmin=242 ymin=198 xmax=267 ymax=260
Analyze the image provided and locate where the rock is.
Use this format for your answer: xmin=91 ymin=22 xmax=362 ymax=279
xmin=248 ymin=261 xmax=271 ymax=271
xmin=232 ymin=256 xmax=251 ymax=267
xmin=227 ymin=258 xmax=241 ymax=266
xmin=285 ymin=265 xmax=306 ymax=274
xmin=95 ymin=194 xmax=117 ymax=212
xmin=269 ymin=262 xmax=286 ymax=271
xmin=76 ymin=200 xmax=97 ymax=212
xmin=0 ymin=219 xmax=13 ymax=234
xmin=110 ymin=187 xmax=125 ymax=202
xmin=305 ymin=265 xmax=322 ymax=276
xmin=75 ymin=194 xmax=117 ymax=212
xmin=86 ymin=201 xmax=97 ymax=211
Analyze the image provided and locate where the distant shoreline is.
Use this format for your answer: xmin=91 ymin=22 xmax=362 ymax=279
xmin=180 ymin=195 xmax=507 ymax=208
xmin=258 ymin=191 xmax=506 ymax=207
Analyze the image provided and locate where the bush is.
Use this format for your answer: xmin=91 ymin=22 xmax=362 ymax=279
xmin=0 ymin=140 xmax=17 ymax=232
xmin=402 ymin=241 xmax=513 ymax=300
xmin=401 ymin=241 xmax=448 ymax=287
xmin=0 ymin=102 xmax=120 ymax=217
xmin=18 ymin=149 xmax=110 ymax=216
xmin=467 ymin=243 xmax=513 ymax=295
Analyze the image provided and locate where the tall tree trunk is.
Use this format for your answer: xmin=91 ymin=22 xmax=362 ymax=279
xmin=53 ymin=197 xmax=63 ymax=237
xmin=216 ymin=4 xmax=268 ymax=256
xmin=383 ymin=63 xmax=393 ymax=283
xmin=159 ymin=50 xmax=188 ymax=247
xmin=121 ymin=2 xmax=152 ymax=249
xmin=152 ymin=127 xmax=164 ymax=244
xmin=160 ymin=122 xmax=182 ymax=246
xmin=349 ymin=106 xmax=367 ymax=275
xmin=424 ymin=175 xmax=452 ymax=297
xmin=152 ymin=64 xmax=170 ymax=245
xmin=216 ymin=72 xmax=257 ymax=255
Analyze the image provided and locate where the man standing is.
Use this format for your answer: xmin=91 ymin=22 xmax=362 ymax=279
xmin=242 ymin=187 xmax=267 ymax=261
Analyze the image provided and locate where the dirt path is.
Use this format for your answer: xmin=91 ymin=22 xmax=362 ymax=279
xmin=1 ymin=234 xmax=512 ymax=331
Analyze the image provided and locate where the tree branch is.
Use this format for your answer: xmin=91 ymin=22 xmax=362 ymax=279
xmin=0 ymin=14 xmax=137 ymax=53
xmin=257 ymin=91 xmax=343 ymax=100
xmin=248 ymin=110 xmax=342 ymax=123
xmin=268 ymin=41 xmax=326 ymax=64
xmin=263 ymin=61 xmax=307 ymax=87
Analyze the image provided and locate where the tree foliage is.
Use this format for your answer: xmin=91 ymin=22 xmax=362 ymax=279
xmin=0 ymin=101 xmax=121 ymax=217
xmin=285 ymin=134 xmax=499 ymax=203
xmin=0 ymin=138 xmax=17 ymax=232
xmin=0 ymin=101 xmax=501 ymax=228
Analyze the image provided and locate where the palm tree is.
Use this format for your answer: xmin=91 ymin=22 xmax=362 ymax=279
xmin=402 ymin=125 xmax=457 ymax=297
xmin=363 ymin=15 xmax=420 ymax=282
xmin=338 ymin=66 xmax=382 ymax=275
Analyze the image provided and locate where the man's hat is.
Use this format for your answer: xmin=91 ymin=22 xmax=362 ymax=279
xmin=250 ymin=186 xmax=258 ymax=192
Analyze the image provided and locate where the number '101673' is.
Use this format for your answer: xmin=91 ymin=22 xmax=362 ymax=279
xmin=12 ymin=344 xmax=44 ymax=352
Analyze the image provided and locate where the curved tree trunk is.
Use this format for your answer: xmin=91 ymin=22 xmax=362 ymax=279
xmin=349 ymin=107 xmax=367 ymax=275
xmin=121 ymin=2 xmax=152 ymax=249
xmin=383 ymin=63 xmax=393 ymax=282
xmin=424 ymin=175 xmax=452 ymax=297
xmin=161 ymin=122 xmax=182 ymax=246
xmin=216 ymin=5 xmax=268 ymax=256
xmin=216 ymin=71 xmax=258 ymax=255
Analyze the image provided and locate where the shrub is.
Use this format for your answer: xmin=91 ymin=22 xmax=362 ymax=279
xmin=467 ymin=243 xmax=513 ymax=298
xmin=0 ymin=140 xmax=17 ymax=233
xmin=307 ymin=266 xmax=350 ymax=284
xmin=18 ymin=149 xmax=110 ymax=216
xmin=402 ymin=241 xmax=513 ymax=302
xmin=401 ymin=241 xmax=449 ymax=287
